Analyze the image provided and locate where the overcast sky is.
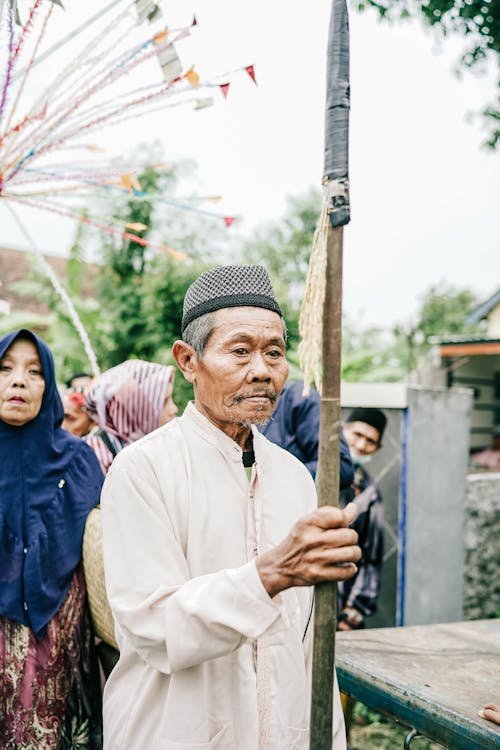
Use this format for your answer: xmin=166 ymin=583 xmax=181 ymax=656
xmin=1 ymin=0 xmax=498 ymax=328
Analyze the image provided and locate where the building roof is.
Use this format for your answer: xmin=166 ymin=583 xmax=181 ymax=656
xmin=465 ymin=288 xmax=500 ymax=325
xmin=0 ymin=246 xmax=97 ymax=316
xmin=438 ymin=338 xmax=500 ymax=357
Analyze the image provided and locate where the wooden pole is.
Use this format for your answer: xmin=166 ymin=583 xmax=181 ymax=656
xmin=309 ymin=223 xmax=344 ymax=748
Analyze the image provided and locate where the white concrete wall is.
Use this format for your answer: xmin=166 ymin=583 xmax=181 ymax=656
xmin=486 ymin=305 xmax=500 ymax=338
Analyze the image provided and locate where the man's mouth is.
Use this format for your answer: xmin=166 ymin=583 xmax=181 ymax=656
xmin=233 ymin=391 xmax=277 ymax=404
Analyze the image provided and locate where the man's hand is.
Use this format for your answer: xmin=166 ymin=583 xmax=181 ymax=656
xmin=338 ymin=607 xmax=364 ymax=631
xmin=479 ymin=703 xmax=500 ymax=726
xmin=256 ymin=503 xmax=361 ymax=598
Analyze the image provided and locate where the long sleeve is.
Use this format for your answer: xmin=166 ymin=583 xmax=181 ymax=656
xmin=101 ymin=451 xmax=284 ymax=675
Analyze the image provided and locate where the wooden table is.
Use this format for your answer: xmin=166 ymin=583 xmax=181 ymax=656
xmin=336 ymin=619 xmax=500 ymax=749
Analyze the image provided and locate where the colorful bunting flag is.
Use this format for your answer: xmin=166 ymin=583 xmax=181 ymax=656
xmin=245 ymin=65 xmax=256 ymax=84
xmin=220 ymin=83 xmax=230 ymax=99
xmin=223 ymin=216 xmax=235 ymax=228
xmin=125 ymin=222 xmax=148 ymax=232
xmin=153 ymin=34 xmax=182 ymax=84
xmin=120 ymin=172 xmax=141 ymax=192
xmin=184 ymin=66 xmax=200 ymax=88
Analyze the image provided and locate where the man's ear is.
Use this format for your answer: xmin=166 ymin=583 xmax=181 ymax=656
xmin=173 ymin=340 xmax=197 ymax=384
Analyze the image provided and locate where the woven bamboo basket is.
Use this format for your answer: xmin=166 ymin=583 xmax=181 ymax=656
xmin=82 ymin=506 xmax=118 ymax=650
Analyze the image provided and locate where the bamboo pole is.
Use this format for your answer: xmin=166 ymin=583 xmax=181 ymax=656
xmin=309 ymin=223 xmax=344 ymax=748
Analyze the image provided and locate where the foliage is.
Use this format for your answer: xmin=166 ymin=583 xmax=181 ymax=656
xmin=355 ymin=0 xmax=500 ymax=147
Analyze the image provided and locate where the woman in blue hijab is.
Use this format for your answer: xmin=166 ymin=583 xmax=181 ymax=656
xmin=0 ymin=329 xmax=104 ymax=749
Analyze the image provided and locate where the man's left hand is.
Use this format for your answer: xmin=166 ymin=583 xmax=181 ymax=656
xmin=338 ymin=607 xmax=364 ymax=630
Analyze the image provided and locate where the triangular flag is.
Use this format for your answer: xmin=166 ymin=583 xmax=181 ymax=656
xmin=191 ymin=15 xmax=198 ymax=26
xmin=184 ymin=66 xmax=200 ymax=88
xmin=220 ymin=83 xmax=230 ymax=99
xmin=223 ymin=216 xmax=235 ymax=228
xmin=120 ymin=172 xmax=141 ymax=192
xmin=245 ymin=65 xmax=256 ymax=84
xmin=125 ymin=222 xmax=148 ymax=232
xmin=153 ymin=28 xmax=168 ymax=44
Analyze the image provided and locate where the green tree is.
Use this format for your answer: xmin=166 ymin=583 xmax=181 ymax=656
xmin=357 ymin=0 xmax=500 ymax=147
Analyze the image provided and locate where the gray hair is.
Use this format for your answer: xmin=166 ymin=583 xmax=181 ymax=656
xmin=182 ymin=312 xmax=217 ymax=357
xmin=182 ymin=310 xmax=287 ymax=357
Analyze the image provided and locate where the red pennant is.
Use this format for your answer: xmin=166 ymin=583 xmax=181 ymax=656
xmin=191 ymin=15 xmax=197 ymax=26
xmin=219 ymin=82 xmax=230 ymax=99
xmin=245 ymin=65 xmax=256 ymax=84
xmin=223 ymin=216 xmax=235 ymax=228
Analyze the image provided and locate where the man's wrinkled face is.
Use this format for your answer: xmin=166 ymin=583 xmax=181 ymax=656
xmin=189 ymin=307 xmax=288 ymax=437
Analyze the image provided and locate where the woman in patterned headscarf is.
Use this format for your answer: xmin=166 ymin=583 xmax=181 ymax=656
xmin=83 ymin=360 xmax=177 ymax=475
xmin=0 ymin=329 xmax=104 ymax=749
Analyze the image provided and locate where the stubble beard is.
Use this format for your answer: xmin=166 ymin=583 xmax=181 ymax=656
xmin=231 ymin=388 xmax=277 ymax=429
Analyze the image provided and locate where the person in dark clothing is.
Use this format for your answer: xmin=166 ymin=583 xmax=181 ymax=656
xmin=259 ymin=380 xmax=354 ymax=488
xmin=338 ymin=406 xmax=387 ymax=630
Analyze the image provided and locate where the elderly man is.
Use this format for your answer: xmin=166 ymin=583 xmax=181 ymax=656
xmin=101 ymin=265 xmax=361 ymax=749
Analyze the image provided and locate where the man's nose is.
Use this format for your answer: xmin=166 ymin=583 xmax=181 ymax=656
xmin=354 ymin=436 xmax=367 ymax=451
xmin=247 ymin=353 xmax=271 ymax=380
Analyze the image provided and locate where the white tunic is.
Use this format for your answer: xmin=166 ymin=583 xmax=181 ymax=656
xmin=101 ymin=402 xmax=346 ymax=750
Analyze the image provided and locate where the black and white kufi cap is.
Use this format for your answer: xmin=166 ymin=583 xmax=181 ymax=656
xmin=182 ymin=264 xmax=282 ymax=334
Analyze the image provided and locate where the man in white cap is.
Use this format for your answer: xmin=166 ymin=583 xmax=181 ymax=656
xmin=101 ymin=264 xmax=361 ymax=749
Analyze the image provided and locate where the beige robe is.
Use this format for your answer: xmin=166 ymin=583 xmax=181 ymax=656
xmin=101 ymin=402 xmax=346 ymax=750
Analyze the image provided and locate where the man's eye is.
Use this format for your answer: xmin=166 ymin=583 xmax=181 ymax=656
xmin=0 ymin=364 xmax=11 ymax=371
xmin=267 ymin=350 xmax=282 ymax=358
xmin=233 ymin=348 xmax=248 ymax=356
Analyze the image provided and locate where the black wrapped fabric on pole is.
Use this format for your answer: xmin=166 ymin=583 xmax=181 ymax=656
xmin=324 ymin=0 xmax=350 ymax=228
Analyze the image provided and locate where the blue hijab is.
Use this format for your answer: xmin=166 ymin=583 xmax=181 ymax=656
xmin=0 ymin=330 xmax=103 ymax=636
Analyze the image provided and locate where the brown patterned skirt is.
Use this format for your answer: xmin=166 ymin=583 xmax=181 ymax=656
xmin=0 ymin=566 xmax=102 ymax=750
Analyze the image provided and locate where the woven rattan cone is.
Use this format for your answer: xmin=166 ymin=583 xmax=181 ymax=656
xmin=83 ymin=506 xmax=118 ymax=650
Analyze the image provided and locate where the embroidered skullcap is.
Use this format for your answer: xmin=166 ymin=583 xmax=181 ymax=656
xmin=182 ymin=264 xmax=282 ymax=334
xmin=346 ymin=407 xmax=387 ymax=440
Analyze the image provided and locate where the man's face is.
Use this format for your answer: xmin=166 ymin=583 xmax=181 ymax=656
xmin=182 ymin=306 xmax=288 ymax=440
xmin=344 ymin=420 xmax=381 ymax=459
xmin=62 ymin=394 xmax=94 ymax=437
xmin=69 ymin=375 xmax=92 ymax=391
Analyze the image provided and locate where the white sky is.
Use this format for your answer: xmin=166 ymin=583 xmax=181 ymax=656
xmin=1 ymin=0 xmax=499 ymax=328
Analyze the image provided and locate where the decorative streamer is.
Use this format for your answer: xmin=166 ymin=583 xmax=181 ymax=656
xmin=7 ymin=194 xmax=186 ymax=260
xmin=4 ymin=2 xmax=53 ymax=137
xmin=6 ymin=203 xmax=101 ymax=376
xmin=0 ymin=3 xmax=14 ymax=125
xmin=0 ymin=0 xmax=255 ymax=357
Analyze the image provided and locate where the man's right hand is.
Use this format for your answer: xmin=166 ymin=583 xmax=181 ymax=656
xmin=256 ymin=503 xmax=361 ymax=598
